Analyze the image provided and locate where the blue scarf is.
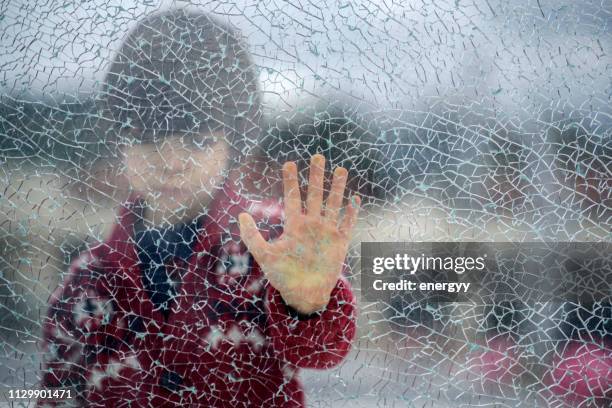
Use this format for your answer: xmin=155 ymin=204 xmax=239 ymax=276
xmin=134 ymin=213 xmax=201 ymax=319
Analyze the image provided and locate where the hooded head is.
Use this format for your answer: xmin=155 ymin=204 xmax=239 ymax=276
xmin=96 ymin=7 xmax=261 ymax=226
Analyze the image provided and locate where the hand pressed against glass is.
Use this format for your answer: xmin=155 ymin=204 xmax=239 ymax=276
xmin=122 ymin=131 xmax=229 ymax=227
xmin=239 ymin=154 xmax=361 ymax=315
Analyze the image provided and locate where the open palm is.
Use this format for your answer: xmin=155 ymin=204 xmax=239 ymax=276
xmin=239 ymin=154 xmax=361 ymax=315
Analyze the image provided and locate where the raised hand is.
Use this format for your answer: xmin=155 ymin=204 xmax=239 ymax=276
xmin=239 ymin=154 xmax=361 ymax=315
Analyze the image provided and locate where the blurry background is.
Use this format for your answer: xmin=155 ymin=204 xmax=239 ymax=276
xmin=1 ymin=0 xmax=611 ymax=406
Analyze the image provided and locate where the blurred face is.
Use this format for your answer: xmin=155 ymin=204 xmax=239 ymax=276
xmin=122 ymin=131 xmax=231 ymax=227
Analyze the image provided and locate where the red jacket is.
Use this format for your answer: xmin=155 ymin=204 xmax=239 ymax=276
xmin=38 ymin=177 xmax=357 ymax=407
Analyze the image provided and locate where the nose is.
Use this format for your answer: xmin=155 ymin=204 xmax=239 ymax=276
xmin=157 ymin=142 xmax=187 ymax=180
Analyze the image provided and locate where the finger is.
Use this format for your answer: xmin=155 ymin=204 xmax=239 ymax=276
xmin=306 ymin=154 xmax=325 ymax=217
xmin=324 ymin=166 xmax=348 ymax=224
xmin=282 ymin=161 xmax=301 ymax=232
xmin=339 ymin=194 xmax=361 ymax=238
xmin=238 ymin=212 xmax=270 ymax=264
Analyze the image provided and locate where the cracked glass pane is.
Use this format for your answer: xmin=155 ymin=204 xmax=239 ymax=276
xmin=0 ymin=1 xmax=610 ymax=407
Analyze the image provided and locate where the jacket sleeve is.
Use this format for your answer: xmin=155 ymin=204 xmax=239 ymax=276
xmin=37 ymin=251 xmax=118 ymax=406
xmin=263 ymin=262 xmax=357 ymax=369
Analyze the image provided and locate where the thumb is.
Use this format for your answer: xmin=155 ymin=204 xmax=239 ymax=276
xmin=238 ymin=212 xmax=270 ymax=263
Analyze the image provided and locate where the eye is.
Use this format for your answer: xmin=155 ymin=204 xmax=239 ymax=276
xmin=184 ymin=133 xmax=218 ymax=149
